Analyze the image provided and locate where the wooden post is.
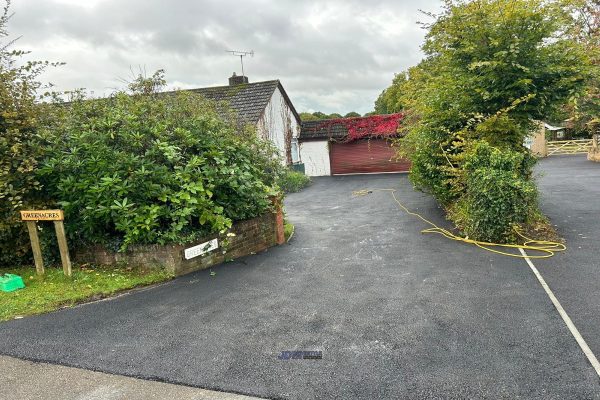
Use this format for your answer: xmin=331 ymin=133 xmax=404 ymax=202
xmin=26 ymin=221 xmax=44 ymax=275
xmin=21 ymin=210 xmax=68 ymax=277
xmin=54 ymin=220 xmax=72 ymax=277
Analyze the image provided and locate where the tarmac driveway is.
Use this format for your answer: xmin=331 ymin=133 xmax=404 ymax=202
xmin=0 ymin=168 xmax=599 ymax=399
xmin=533 ymin=155 xmax=600 ymax=365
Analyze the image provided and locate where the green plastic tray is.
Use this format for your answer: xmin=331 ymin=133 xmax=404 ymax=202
xmin=0 ymin=273 xmax=25 ymax=292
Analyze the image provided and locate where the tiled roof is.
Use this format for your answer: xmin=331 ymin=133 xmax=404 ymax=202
xmin=64 ymin=80 xmax=300 ymax=126
xmin=189 ymin=80 xmax=280 ymax=124
xmin=300 ymin=119 xmax=349 ymax=140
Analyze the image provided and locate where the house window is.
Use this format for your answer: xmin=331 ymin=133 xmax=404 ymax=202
xmin=291 ymin=138 xmax=300 ymax=163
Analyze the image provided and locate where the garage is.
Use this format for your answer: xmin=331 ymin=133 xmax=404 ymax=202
xmin=299 ymin=113 xmax=410 ymax=176
xmin=329 ymin=138 xmax=410 ymax=175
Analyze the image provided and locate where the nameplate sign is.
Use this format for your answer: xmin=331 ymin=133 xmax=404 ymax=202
xmin=20 ymin=210 xmax=64 ymax=221
xmin=184 ymin=238 xmax=219 ymax=260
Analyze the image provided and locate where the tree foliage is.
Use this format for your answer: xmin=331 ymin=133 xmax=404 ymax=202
xmin=564 ymin=0 xmax=600 ymax=133
xmin=374 ymin=72 xmax=408 ymax=114
xmin=0 ymin=1 xmax=62 ymax=265
xmin=397 ymin=0 xmax=589 ymax=241
xmin=299 ymin=111 xmax=362 ymax=121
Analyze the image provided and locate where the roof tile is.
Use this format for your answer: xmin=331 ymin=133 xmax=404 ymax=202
xmin=190 ymin=80 xmax=280 ymax=124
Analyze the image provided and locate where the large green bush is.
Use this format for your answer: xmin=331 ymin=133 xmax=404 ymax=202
xmin=389 ymin=0 xmax=590 ymax=242
xmin=38 ymin=75 xmax=283 ymax=250
xmin=1 ymin=0 xmax=285 ymax=265
xmin=277 ymin=170 xmax=311 ymax=193
xmin=449 ymin=142 xmax=538 ymax=242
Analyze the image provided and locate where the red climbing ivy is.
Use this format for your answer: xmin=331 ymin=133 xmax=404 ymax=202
xmin=313 ymin=113 xmax=403 ymax=142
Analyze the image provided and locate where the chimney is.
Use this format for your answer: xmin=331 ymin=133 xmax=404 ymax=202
xmin=229 ymin=72 xmax=249 ymax=86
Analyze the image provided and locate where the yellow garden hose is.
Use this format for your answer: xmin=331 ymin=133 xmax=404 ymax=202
xmin=352 ymin=189 xmax=566 ymax=259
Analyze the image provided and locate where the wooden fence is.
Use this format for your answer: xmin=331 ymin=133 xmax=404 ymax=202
xmin=546 ymin=139 xmax=593 ymax=156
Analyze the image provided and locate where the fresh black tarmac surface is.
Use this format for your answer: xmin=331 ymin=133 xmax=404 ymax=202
xmin=534 ymin=155 xmax=600 ymax=364
xmin=1 ymin=169 xmax=599 ymax=399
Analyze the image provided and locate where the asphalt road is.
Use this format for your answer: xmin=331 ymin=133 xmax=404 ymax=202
xmin=534 ymin=155 xmax=600 ymax=363
xmin=0 ymin=161 xmax=599 ymax=399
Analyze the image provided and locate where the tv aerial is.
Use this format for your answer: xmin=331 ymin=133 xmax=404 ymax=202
xmin=226 ymin=50 xmax=254 ymax=77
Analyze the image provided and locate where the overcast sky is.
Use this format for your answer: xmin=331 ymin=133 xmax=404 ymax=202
xmin=8 ymin=0 xmax=441 ymax=114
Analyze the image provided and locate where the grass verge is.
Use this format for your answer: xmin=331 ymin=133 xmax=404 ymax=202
xmin=0 ymin=265 xmax=173 ymax=321
xmin=284 ymin=221 xmax=295 ymax=242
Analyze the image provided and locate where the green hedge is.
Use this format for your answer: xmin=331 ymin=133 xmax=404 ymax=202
xmin=277 ymin=170 xmax=311 ymax=193
xmin=1 ymin=6 xmax=284 ymax=266
xmin=37 ymin=89 xmax=283 ymax=251
xmin=449 ymin=141 xmax=538 ymax=243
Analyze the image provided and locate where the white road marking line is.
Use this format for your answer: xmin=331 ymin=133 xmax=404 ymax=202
xmin=519 ymin=248 xmax=600 ymax=377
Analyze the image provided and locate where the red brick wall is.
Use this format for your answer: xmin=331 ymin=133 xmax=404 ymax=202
xmin=74 ymin=209 xmax=283 ymax=276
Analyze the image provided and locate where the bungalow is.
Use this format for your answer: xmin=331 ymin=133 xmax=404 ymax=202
xmin=299 ymin=114 xmax=409 ymax=176
xmin=191 ymin=74 xmax=301 ymax=166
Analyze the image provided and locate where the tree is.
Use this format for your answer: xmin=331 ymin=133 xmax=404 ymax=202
xmin=299 ymin=112 xmax=319 ymax=121
xmin=0 ymin=0 xmax=62 ymax=265
xmin=300 ymin=111 xmax=362 ymax=120
xmin=564 ymin=0 xmax=600 ymax=134
xmin=398 ymin=0 xmax=589 ymax=241
xmin=374 ymin=72 xmax=408 ymax=114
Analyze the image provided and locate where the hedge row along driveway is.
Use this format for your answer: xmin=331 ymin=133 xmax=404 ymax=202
xmin=0 ymin=157 xmax=599 ymax=399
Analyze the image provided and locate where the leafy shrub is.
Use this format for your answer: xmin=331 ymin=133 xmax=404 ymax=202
xmin=277 ymin=170 xmax=311 ymax=193
xmin=1 ymin=0 xmax=285 ymax=265
xmin=391 ymin=0 xmax=589 ymax=242
xmin=38 ymin=72 xmax=284 ymax=250
xmin=449 ymin=142 xmax=538 ymax=242
xmin=0 ymin=2 xmax=61 ymax=266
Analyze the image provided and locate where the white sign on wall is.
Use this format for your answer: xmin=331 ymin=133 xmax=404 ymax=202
xmin=184 ymin=238 xmax=219 ymax=260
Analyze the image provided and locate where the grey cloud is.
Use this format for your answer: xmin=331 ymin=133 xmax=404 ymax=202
xmin=8 ymin=0 xmax=441 ymax=114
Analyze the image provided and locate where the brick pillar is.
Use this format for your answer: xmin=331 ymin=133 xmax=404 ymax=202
xmin=270 ymin=195 xmax=285 ymax=245
xmin=531 ymin=121 xmax=547 ymax=157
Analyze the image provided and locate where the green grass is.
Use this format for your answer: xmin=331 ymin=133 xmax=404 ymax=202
xmin=284 ymin=221 xmax=295 ymax=242
xmin=0 ymin=265 xmax=173 ymax=321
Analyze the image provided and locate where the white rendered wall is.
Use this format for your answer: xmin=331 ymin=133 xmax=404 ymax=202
xmin=300 ymin=140 xmax=331 ymax=176
xmin=256 ymin=86 xmax=301 ymax=165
